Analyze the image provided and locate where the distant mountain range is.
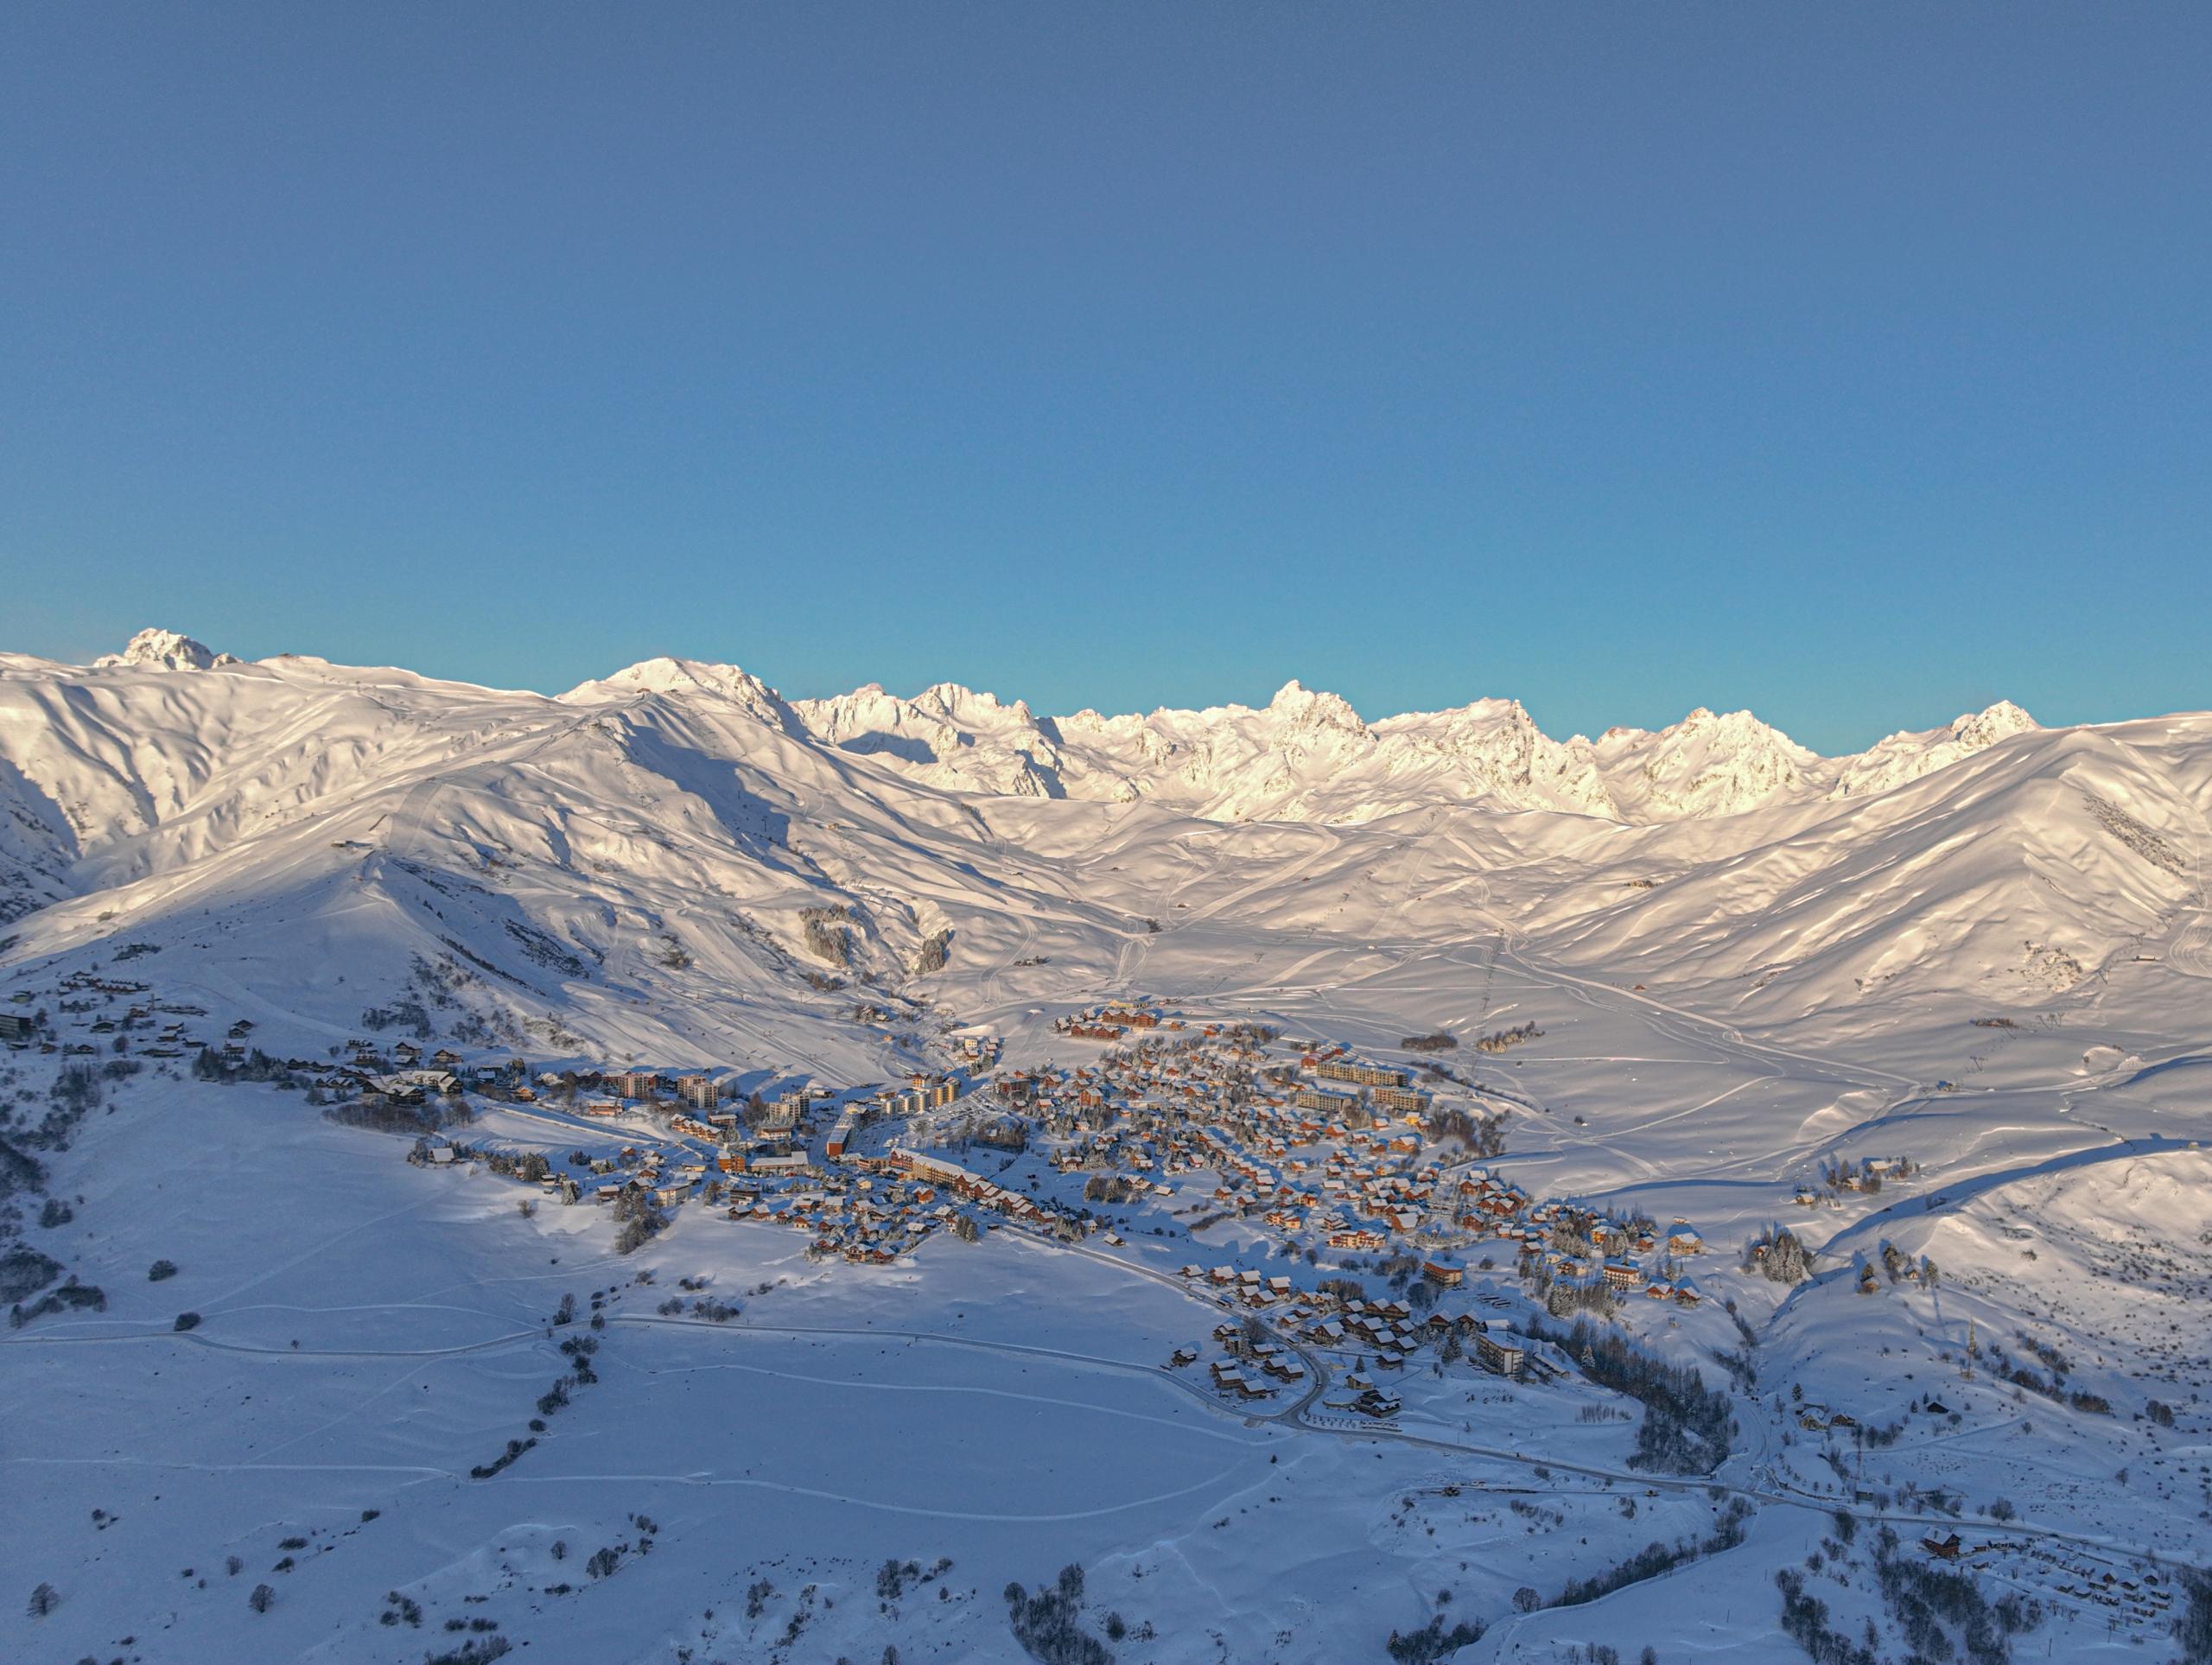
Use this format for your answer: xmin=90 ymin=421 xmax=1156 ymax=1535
xmin=2 ymin=627 xmax=2203 ymax=1072
xmin=599 ymin=649 xmax=2041 ymax=825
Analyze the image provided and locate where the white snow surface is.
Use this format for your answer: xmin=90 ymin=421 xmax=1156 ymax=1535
xmin=3 ymin=631 xmax=2209 ymax=1664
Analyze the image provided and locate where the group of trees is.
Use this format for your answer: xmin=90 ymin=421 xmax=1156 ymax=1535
xmin=483 ymin=1149 xmax=550 ymax=1184
xmin=1421 ymin=1105 xmax=1508 ymax=1157
xmin=611 ymin=1188 xmax=665 ymax=1255
xmin=194 ymin=1046 xmax=313 ymax=1090
xmin=332 ymin=1096 xmax=464 ymax=1136
xmin=1003 ymin=1565 xmax=1113 ymax=1664
xmin=359 ymin=997 xmax=435 ymax=1038
xmin=801 ymin=906 xmax=855 ymax=965
xmin=1537 ymin=1270 xmax=1619 ymax=1321
xmin=1745 ymin=1225 xmax=1815 ymax=1284
xmin=1978 ymin=1335 xmax=2111 ymax=1414
xmin=1550 ymin=1499 xmax=1751 ymax=1610
xmin=0 ymin=1245 xmax=63 ymax=1306
xmin=2176 ymin=1566 xmax=2212 ymax=1663
xmin=467 ymin=1435 xmax=537 ymax=1481
xmin=874 ymin=1555 xmax=954 ymax=1611
xmin=1876 ymin=1240 xmax=1939 ymax=1287
xmin=912 ymin=929 xmax=953 ymax=975
xmin=9 ymin=1274 xmax=105 ymax=1330
xmin=1383 ymin=1612 xmax=1484 ymax=1662
xmin=1774 ymin=1567 xmax=1877 ymax=1665
xmin=1524 ymin=1315 xmax=1735 ymax=1474
xmin=1473 ymin=1021 xmax=1542 ymax=1054
xmin=1870 ymin=1525 xmax=2042 ymax=1664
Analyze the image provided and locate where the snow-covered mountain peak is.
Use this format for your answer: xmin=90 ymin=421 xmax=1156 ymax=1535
xmin=94 ymin=626 xmax=238 ymax=672
xmin=911 ymin=682 xmax=1037 ymax=730
xmin=1598 ymin=706 xmax=1819 ymax=819
xmin=1266 ymin=680 xmax=1370 ymax=737
xmin=563 ymin=656 xmax=797 ymax=730
xmin=1829 ymin=698 xmax=2041 ymax=800
xmin=1952 ymin=699 xmax=2037 ymax=749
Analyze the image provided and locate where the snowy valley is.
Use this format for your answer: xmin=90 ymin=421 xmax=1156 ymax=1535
xmin=3 ymin=630 xmax=2209 ymax=1665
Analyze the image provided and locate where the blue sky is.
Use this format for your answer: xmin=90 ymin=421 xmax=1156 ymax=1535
xmin=3 ymin=5 xmax=2206 ymax=753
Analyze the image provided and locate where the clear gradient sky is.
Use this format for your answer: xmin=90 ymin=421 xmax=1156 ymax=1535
xmin=3 ymin=5 xmax=2207 ymax=753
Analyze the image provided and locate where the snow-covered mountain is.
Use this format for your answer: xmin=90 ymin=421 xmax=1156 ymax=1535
xmin=785 ymin=666 xmax=2041 ymax=827
xmin=92 ymin=625 xmax=240 ymax=671
xmin=1593 ymin=706 xmax=1822 ymax=820
xmin=1828 ymin=698 xmax=2041 ymax=800
xmin=8 ymin=630 xmax=2212 ymax=1665
xmin=15 ymin=629 xmax=2047 ymax=848
xmin=1 ymin=632 xmax=2198 ymax=1057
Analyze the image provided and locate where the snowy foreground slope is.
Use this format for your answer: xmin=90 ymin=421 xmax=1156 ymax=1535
xmin=3 ymin=632 xmax=2210 ymax=1664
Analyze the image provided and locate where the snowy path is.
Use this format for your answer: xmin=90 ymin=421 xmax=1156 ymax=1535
xmin=489 ymin=1465 xmax=1244 ymax=1524
xmin=1290 ymin=1402 xmax=2203 ymax=1574
xmin=3 ymin=1321 xmax=543 ymax=1362
xmin=605 ymin=1309 xmax=1281 ymax=1427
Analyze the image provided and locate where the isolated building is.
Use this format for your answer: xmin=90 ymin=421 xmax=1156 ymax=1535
xmin=1475 ymin=1331 xmax=1526 ymax=1380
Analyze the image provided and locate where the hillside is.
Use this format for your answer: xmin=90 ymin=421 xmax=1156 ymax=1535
xmin=3 ymin=632 xmax=2209 ymax=1664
